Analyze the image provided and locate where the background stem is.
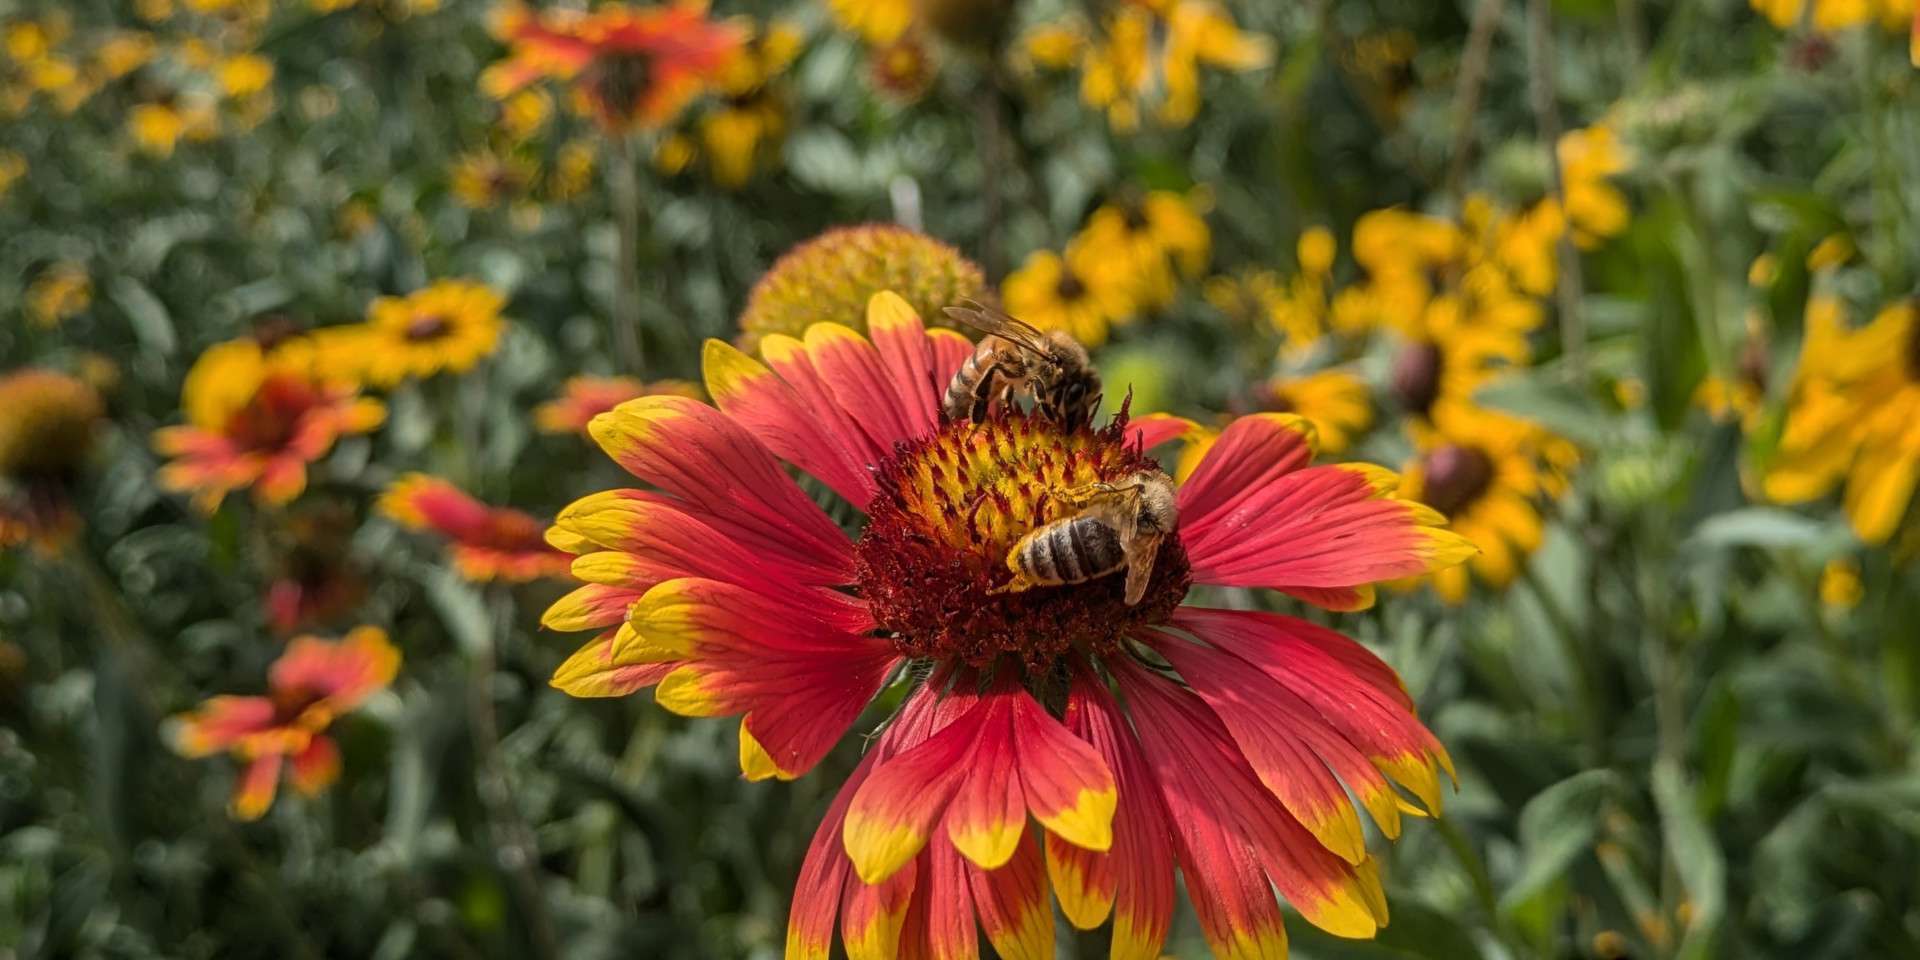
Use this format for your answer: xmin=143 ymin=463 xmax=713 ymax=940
xmin=607 ymin=132 xmax=647 ymax=375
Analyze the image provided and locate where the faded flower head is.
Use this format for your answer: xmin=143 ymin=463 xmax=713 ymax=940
xmin=738 ymin=224 xmax=990 ymax=351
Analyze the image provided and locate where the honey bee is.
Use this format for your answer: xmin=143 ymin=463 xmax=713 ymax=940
xmin=991 ymin=470 xmax=1177 ymax=606
xmin=941 ymin=301 xmax=1102 ymax=429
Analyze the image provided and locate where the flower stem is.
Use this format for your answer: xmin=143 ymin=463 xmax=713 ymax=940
xmin=1525 ymin=0 xmax=1587 ymax=380
xmin=469 ymin=587 xmax=560 ymax=960
xmin=606 ymin=132 xmax=647 ymax=375
xmin=1446 ymin=0 xmax=1505 ymax=206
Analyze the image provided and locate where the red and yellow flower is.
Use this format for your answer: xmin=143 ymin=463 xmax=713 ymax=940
xmin=380 ymin=474 xmax=571 ymax=582
xmin=542 ymin=291 xmax=1472 ymax=958
xmin=167 ymin=626 xmax=399 ymax=820
xmin=154 ymin=342 xmax=384 ymax=511
xmin=483 ymin=1 xmax=745 ymax=133
xmin=534 ymin=375 xmax=701 ymax=434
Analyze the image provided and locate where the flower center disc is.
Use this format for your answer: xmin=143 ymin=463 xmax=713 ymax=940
xmin=855 ymin=410 xmax=1190 ymax=673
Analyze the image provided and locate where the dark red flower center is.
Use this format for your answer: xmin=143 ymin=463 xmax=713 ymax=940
xmin=1390 ymin=340 xmax=1443 ymax=416
xmin=405 ymin=313 xmax=451 ymax=341
xmin=1420 ymin=443 xmax=1495 ymax=517
xmin=585 ymin=53 xmax=654 ymax=119
xmin=855 ymin=409 xmax=1190 ymax=673
xmin=225 ymin=375 xmax=319 ymax=453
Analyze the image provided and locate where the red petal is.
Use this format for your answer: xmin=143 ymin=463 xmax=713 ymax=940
xmin=1174 ymin=413 xmax=1316 ymax=527
xmin=1059 ymin=671 xmax=1176 ymax=959
xmin=964 ymin=830 xmax=1053 ymax=960
xmin=704 ymin=338 xmax=878 ymax=503
xmin=865 ymin=292 xmax=945 ymax=432
xmin=588 ymin=395 xmax=852 ymax=583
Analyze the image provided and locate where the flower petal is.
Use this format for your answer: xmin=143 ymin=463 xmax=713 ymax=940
xmin=965 ymin=830 xmax=1053 ymax=960
xmin=230 ymin=753 xmax=284 ymax=821
xmin=844 ymin=697 xmax=980 ymax=884
xmin=843 ymin=864 xmax=918 ymax=960
xmin=550 ymin=628 xmax=678 ymax=697
xmin=1175 ymin=413 xmax=1317 ymax=525
xmin=589 ymin=395 xmax=853 ymax=582
xmin=289 ymin=735 xmax=342 ymax=797
xmin=865 ymin=292 xmax=946 ymax=434
xmin=944 ymin=700 xmax=1027 ymax=870
xmin=1010 ymin=689 xmax=1117 ymax=855
xmin=553 ymin=489 xmax=840 ymax=596
xmin=704 ymin=338 xmax=877 ymax=503
xmin=168 ymin=695 xmax=277 ymax=757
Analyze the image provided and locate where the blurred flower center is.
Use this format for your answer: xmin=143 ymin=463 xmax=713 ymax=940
xmin=1420 ymin=443 xmax=1495 ymax=517
xmin=585 ymin=53 xmax=653 ymax=118
xmin=855 ymin=411 xmax=1190 ymax=671
xmin=404 ymin=313 xmax=451 ymax=341
xmin=224 ymin=376 xmax=316 ymax=452
xmin=1055 ymin=267 xmax=1088 ymax=302
xmin=1391 ymin=340 xmax=1443 ymax=415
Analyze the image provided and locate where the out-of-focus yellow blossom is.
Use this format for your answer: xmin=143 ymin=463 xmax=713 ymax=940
xmin=128 ymin=97 xmax=218 ymax=156
xmin=1401 ymin=402 xmax=1578 ymax=603
xmin=1696 ymin=317 xmax=1772 ymax=428
xmin=826 ymin=0 xmax=913 ymax=44
xmin=1557 ymin=123 xmax=1632 ymax=249
xmin=688 ymin=22 xmax=802 ymax=189
xmin=346 ymin=279 xmax=509 ymax=387
xmin=336 ymin=199 xmax=378 ymax=238
xmin=1749 ymin=253 xmax=1779 ymax=287
xmin=4 ymin=18 xmax=65 ymax=63
xmin=1298 ymin=225 xmax=1337 ymax=275
xmin=1075 ymin=189 xmax=1212 ymax=308
xmin=1002 ymin=238 xmax=1138 ymax=347
xmin=654 ymin=132 xmax=697 ymax=176
xmin=1765 ymin=297 xmax=1920 ymax=543
xmin=1819 ymin=557 xmax=1863 ymax=610
xmin=1029 ymin=0 xmax=1269 ymax=132
xmin=451 ymin=150 xmax=535 ymax=210
xmin=136 ymin=0 xmax=175 ymax=22
xmin=548 ymin=139 xmax=597 ymax=200
xmin=1387 ymin=291 xmax=1533 ymax=419
xmin=1206 ymin=228 xmax=1341 ymax=353
xmin=216 ymin=53 xmax=273 ymax=98
xmin=1340 ymin=30 xmax=1419 ymax=123
xmin=0 ymin=151 xmax=25 ymax=199
xmin=1752 ymin=0 xmax=1914 ymax=32
xmin=497 ymin=88 xmax=551 ymax=141
xmin=868 ymin=31 xmax=934 ymax=101
xmin=1246 ymin=368 xmax=1374 ymax=454
xmin=27 ymin=264 xmax=91 ymax=328
xmin=1805 ymin=233 xmax=1854 ymax=271
xmin=95 ymin=31 xmax=158 ymax=80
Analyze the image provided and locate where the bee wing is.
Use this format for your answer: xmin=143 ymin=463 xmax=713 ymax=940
xmin=943 ymin=300 xmax=1050 ymax=355
xmin=1123 ymin=533 xmax=1163 ymax=605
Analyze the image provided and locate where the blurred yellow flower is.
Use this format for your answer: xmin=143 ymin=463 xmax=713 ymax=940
xmin=682 ymin=22 xmax=801 ymax=189
xmin=451 ymin=150 xmax=534 ymax=209
xmin=1075 ymin=189 xmax=1211 ymax=308
xmin=1402 ymin=403 xmax=1576 ymax=603
xmin=1765 ymin=297 xmax=1920 ymax=543
xmin=216 ymin=53 xmax=274 ymax=99
xmin=0 ymin=150 xmax=25 ymax=199
xmin=1753 ymin=0 xmax=1914 ymax=31
xmin=27 ymin=263 xmax=90 ymax=328
xmin=95 ymin=31 xmax=158 ymax=80
xmin=1805 ymin=232 xmax=1854 ymax=271
xmin=826 ymin=0 xmax=913 ymax=44
xmin=1247 ymin=369 xmax=1374 ymax=454
xmin=1557 ymin=123 xmax=1632 ymax=249
xmin=350 ymin=280 xmax=509 ymax=386
xmin=1749 ymin=252 xmax=1779 ymax=287
xmin=549 ymin=139 xmax=597 ymax=199
xmin=1030 ymin=0 xmax=1269 ymax=132
xmin=1819 ymin=556 xmax=1863 ymax=610
xmin=498 ymin=88 xmax=552 ymax=141
xmin=129 ymin=98 xmax=218 ymax=156
xmin=1002 ymin=239 xmax=1137 ymax=347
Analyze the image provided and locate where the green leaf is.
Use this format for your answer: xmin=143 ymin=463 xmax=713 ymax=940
xmin=109 ymin=276 xmax=177 ymax=356
xmin=1501 ymin=769 xmax=1627 ymax=913
xmin=1654 ymin=758 xmax=1725 ymax=960
xmin=1685 ymin=507 xmax=1829 ymax=550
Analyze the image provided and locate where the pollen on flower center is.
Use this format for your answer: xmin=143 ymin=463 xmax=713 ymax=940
xmin=854 ymin=409 xmax=1190 ymax=672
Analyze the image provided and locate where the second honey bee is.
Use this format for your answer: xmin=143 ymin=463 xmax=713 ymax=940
xmin=992 ymin=469 xmax=1177 ymax=606
xmin=941 ymin=301 xmax=1102 ymax=429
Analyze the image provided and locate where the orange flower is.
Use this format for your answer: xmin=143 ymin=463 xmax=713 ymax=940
xmin=483 ymin=2 xmax=745 ymax=133
xmin=379 ymin=474 xmax=571 ymax=582
xmin=534 ymin=375 xmax=701 ymax=434
xmin=168 ymin=627 xmax=399 ymax=820
xmin=154 ymin=349 xmax=384 ymax=511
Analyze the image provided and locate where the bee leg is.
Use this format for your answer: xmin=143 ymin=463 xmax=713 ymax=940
xmin=986 ymin=573 xmax=1039 ymax=596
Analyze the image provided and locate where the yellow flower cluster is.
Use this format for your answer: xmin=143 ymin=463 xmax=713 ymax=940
xmin=1002 ymin=189 xmax=1212 ymax=347
xmin=655 ymin=22 xmax=804 ymax=190
xmin=1022 ymin=0 xmax=1271 ymax=132
xmin=1766 ymin=298 xmax=1920 ymax=544
xmin=1750 ymin=0 xmax=1913 ymax=32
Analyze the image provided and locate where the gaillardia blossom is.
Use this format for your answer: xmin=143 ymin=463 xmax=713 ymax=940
xmin=534 ymin=375 xmax=702 ymax=434
xmin=738 ymin=224 xmax=990 ymax=351
xmin=380 ymin=473 xmax=572 ymax=582
xmin=542 ymin=292 xmax=1471 ymax=958
xmin=484 ymin=1 xmax=744 ymax=133
xmin=168 ymin=626 xmax=399 ymax=820
xmin=154 ymin=346 xmax=384 ymax=511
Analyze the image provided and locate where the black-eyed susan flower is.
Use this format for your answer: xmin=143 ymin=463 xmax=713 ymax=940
xmin=0 ymin=369 xmax=104 ymax=550
xmin=738 ymin=224 xmax=990 ymax=351
xmin=380 ymin=474 xmax=572 ymax=582
xmin=154 ymin=346 xmax=384 ymax=511
xmin=483 ymin=1 xmax=744 ymax=134
xmin=1765 ymin=297 xmax=1920 ymax=544
xmin=1027 ymin=0 xmax=1270 ymax=132
xmin=690 ymin=21 xmax=800 ymax=189
xmin=167 ymin=627 xmax=398 ymax=820
xmin=1557 ymin=123 xmax=1632 ymax=249
xmin=1385 ymin=292 xmax=1532 ymax=420
xmin=1002 ymin=238 xmax=1137 ymax=347
xmin=1077 ymin=190 xmax=1212 ymax=309
xmin=1245 ymin=369 xmax=1375 ymax=455
xmin=25 ymin=262 xmax=89 ymax=327
xmin=1401 ymin=403 xmax=1576 ymax=604
xmin=824 ymin=0 xmax=913 ymax=45
xmin=351 ymin=279 xmax=508 ymax=386
xmin=534 ymin=375 xmax=701 ymax=434
xmin=542 ymin=291 xmax=1471 ymax=958
xmin=450 ymin=149 xmax=536 ymax=210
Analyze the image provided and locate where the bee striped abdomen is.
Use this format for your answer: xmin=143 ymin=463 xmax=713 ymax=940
xmin=1014 ymin=516 xmax=1126 ymax=586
